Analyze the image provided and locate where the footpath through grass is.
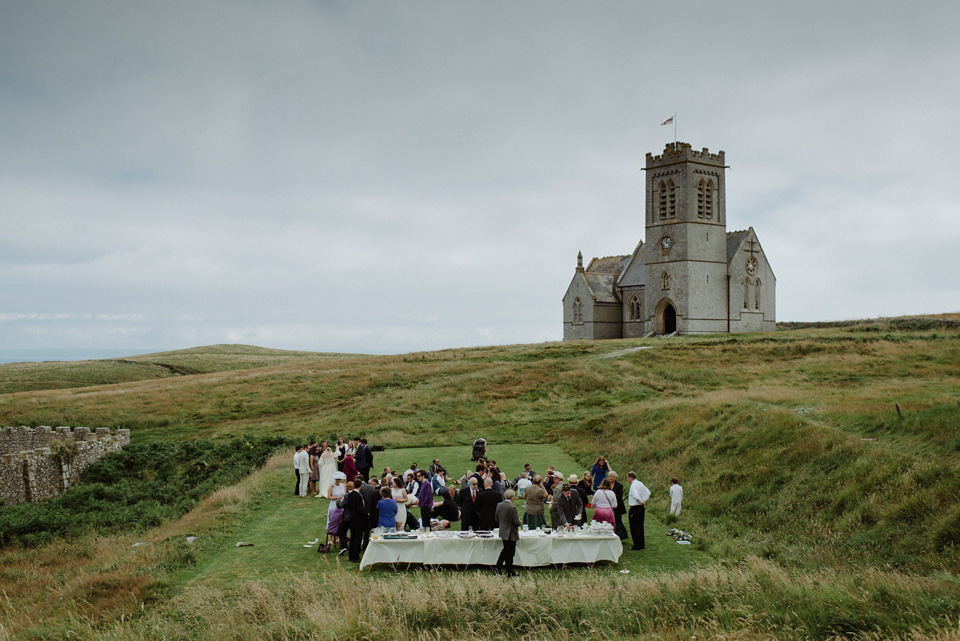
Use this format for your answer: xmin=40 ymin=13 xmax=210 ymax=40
xmin=182 ymin=444 xmax=711 ymax=585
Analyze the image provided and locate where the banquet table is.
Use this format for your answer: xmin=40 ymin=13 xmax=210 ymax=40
xmin=359 ymin=531 xmax=623 ymax=570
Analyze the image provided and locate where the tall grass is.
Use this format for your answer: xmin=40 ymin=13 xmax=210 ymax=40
xmin=63 ymin=559 xmax=960 ymax=640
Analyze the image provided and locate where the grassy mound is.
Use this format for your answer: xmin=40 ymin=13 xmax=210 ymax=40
xmin=1 ymin=321 xmax=960 ymax=639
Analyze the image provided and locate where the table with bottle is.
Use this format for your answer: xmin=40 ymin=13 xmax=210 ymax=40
xmin=359 ymin=522 xmax=623 ymax=571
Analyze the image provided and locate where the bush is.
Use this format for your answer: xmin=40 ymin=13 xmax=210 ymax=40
xmin=0 ymin=434 xmax=293 ymax=547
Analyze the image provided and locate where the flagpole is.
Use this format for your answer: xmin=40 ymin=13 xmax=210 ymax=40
xmin=674 ymin=112 xmax=677 ymax=149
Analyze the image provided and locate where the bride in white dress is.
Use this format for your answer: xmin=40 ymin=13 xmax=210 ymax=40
xmin=316 ymin=446 xmax=337 ymax=498
xmin=391 ymin=477 xmax=408 ymax=530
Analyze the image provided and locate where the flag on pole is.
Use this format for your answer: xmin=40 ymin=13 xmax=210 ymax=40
xmin=661 ymin=116 xmax=674 ymax=126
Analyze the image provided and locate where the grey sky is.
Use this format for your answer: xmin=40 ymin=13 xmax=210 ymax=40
xmin=2 ymin=1 xmax=958 ymax=357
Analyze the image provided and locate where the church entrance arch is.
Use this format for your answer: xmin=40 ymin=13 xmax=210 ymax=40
xmin=655 ymin=298 xmax=678 ymax=335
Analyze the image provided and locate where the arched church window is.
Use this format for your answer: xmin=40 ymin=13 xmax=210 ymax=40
xmin=573 ymin=297 xmax=583 ymax=325
xmin=667 ymin=180 xmax=676 ymax=219
xmin=697 ymin=179 xmax=705 ymax=219
xmin=661 ymin=272 xmax=670 ymax=290
xmin=629 ymin=295 xmax=642 ymax=321
xmin=704 ymin=179 xmax=713 ymax=219
xmin=658 ymin=181 xmax=667 ymax=220
xmin=743 ymin=278 xmax=750 ymax=309
xmin=754 ymin=279 xmax=761 ymax=310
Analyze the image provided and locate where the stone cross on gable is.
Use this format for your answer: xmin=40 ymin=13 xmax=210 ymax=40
xmin=743 ymin=238 xmax=761 ymax=255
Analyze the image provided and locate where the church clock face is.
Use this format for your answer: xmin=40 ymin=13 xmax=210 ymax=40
xmin=746 ymin=256 xmax=759 ymax=275
xmin=660 ymin=236 xmax=673 ymax=251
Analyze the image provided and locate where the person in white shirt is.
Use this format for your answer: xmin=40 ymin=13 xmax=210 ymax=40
xmin=669 ymin=478 xmax=683 ymax=515
xmin=402 ymin=463 xmax=418 ymax=484
xmin=293 ymin=446 xmax=303 ymax=496
xmin=516 ymin=472 xmax=532 ymax=498
xmin=297 ymin=444 xmax=312 ymax=497
xmin=626 ymin=471 xmax=651 ymax=550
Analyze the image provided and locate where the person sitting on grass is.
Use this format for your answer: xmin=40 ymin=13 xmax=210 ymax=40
xmin=402 ymin=462 xmax=418 ymax=483
xmin=405 ymin=472 xmax=419 ymax=502
xmin=429 ymin=458 xmax=448 ymax=477
xmin=431 ymin=469 xmax=447 ymax=494
xmin=455 ymin=468 xmax=473 ymax=486
xmin=431 ymin=486 xmax=460 ymax=524
xmin=516 ymin=472 xmax=532 ymax=498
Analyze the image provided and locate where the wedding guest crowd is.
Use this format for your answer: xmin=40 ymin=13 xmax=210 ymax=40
xmin=303 ymin=444 xmax=664 ymax=564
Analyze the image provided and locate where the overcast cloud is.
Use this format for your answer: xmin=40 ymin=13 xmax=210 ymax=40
xmin=1 ymin=1 xmax=958 ymax=359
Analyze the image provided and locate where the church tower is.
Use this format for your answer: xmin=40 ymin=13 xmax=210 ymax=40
xmin=561 ymin=141 xmax=774 ymax=341
xmin=643 ymin=142 xmax=729 ymax=334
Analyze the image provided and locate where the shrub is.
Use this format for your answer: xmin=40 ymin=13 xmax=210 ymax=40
xmin=0 ymin=434 xmax=293 ymax=547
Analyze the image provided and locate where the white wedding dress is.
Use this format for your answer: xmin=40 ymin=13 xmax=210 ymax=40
xmin=317 ymin=449 xmax=337 ymax=498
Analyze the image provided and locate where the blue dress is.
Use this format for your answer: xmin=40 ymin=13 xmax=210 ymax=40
xmin=591 ymin=464 xmax=609 ymax=491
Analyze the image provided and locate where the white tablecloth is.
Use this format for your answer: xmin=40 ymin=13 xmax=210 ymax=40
xmin=359 ymin=532 xmax=622 ymax=570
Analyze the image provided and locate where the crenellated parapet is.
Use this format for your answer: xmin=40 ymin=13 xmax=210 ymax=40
xmin=0 ymin=426 xmax=130 ymax=505
xmin=646 ymin=142 xmax=725 ymax=168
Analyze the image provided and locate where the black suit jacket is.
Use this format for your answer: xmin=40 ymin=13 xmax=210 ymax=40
xmin=575 ymin=486 xmax=589 ymax=515
xmin=432 ymin=496 xmax=460 ymax=522
xmin=355 ymin=444 xmax=372 ymax=470
xmin=344 ymin=490 xmax=367 ymax=523
xmin=474 ymin=489 xmax=501 ymax=530
xmin=359 ymin=482 xmax=379 ymax=516
xmin=611 ymin=481 xmax=625 ymax=516
xmin=457 ymin=487 xmax=480 ymax=521
xmin=556 ymin=491 xmax=583 ymax=526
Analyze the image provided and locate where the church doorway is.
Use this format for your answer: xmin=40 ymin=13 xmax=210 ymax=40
xmin=654 ymin=298 xmax=678 ymax=335
xmin=663 ymin=304 xmax=677 ymax=334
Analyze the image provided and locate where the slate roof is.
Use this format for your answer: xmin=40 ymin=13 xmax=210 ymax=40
xmin=726 ymin=229 xmax=749 ymax=263
xmin=581 ymin=254 xmax=629 ymax=303
xmin=583 ymin=272 xmax=621 ymax=303
xmin=587 ymin=254 xmax=631 ymax=275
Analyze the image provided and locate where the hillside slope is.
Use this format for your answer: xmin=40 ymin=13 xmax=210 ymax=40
xmin=2 ymin=320 xmax=959 ymax=572
xmin=0 ymin=344 xmax=361 ymax=394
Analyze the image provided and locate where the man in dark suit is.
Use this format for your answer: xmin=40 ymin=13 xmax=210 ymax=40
xmin=494 ymin=489 xmax=521 ymax=577
xmin=457 ymin=476 xmax=481 ymax=530
xmin=355 ymin=438 xmax=373 ymax=481
xmin=569 ymin=473 xmax=589 ymax=521
xmin=342 ymin=481 xmax=367 ymax=562
xmin=555 ymin=484 xmax=583 ymax=529
xmin=356 ymin=475 xmax=379 ymax=550
xmin=475 ymin=478 xmax=501 ymax=531
xmin=471 ymin=462 xmax=485 ymax=487
xmin=609 ymin=471 xmax=628 ymax=541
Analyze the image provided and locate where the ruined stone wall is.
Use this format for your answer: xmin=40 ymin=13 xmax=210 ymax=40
xmin=0 ymin=426 xmax=131 ymax=505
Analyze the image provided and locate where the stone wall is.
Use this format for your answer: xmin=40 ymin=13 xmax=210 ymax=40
xmin=0 ymin=426 xmax=131 ymax=505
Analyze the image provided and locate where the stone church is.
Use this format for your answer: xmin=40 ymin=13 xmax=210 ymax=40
xmin=563 ymin=142 xmax=775 ymax=339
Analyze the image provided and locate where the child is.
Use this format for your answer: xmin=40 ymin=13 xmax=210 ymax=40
xmin=669 ymin=477 xmax=683 ymax=515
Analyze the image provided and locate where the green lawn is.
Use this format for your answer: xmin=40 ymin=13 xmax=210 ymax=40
xmin=182 ymin=444 xmax=712 ymax=586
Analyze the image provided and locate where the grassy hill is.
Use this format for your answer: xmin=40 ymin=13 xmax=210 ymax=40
xmin=1 ymin=319 xmax=960 ymax=640
xmin=0 ymin=344 xmax=361 ymax=394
